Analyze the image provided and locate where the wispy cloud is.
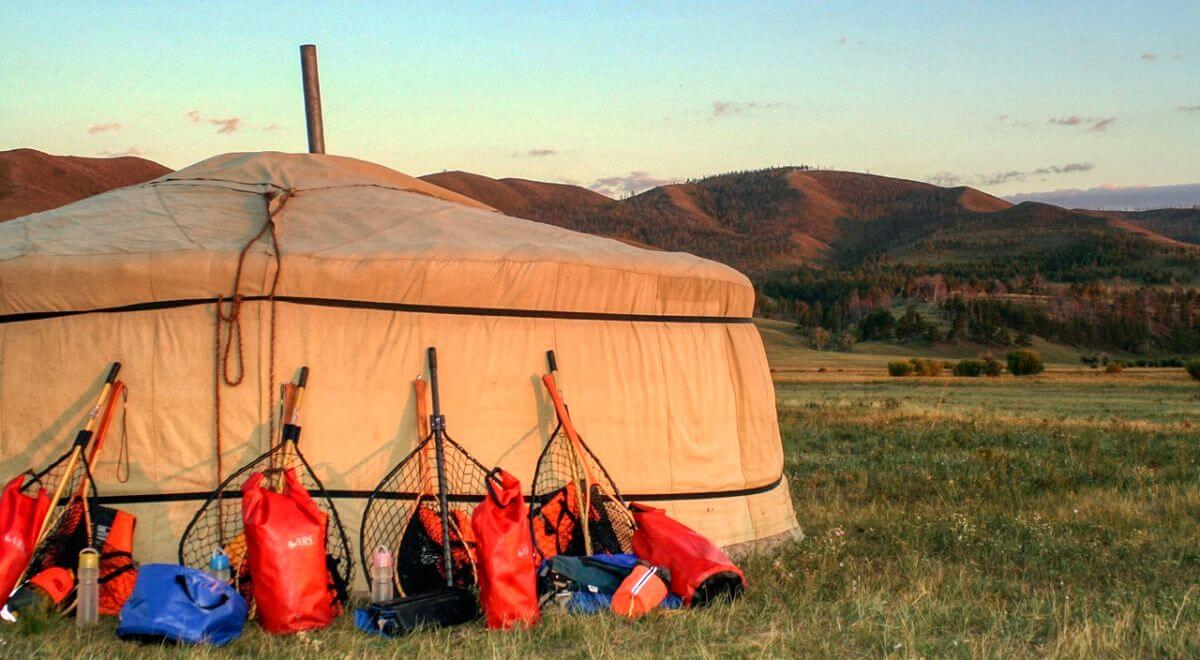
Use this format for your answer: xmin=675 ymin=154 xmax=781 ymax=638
xmin=1005 ymin=182 xmax=1200 ymax=210
xmin=260 ymin=123 xmax=281 ymax=132
xmin=926 ymin=172 xmax=962 ymax=187
xmin=524 ymin=149 xmax=559 ymax=157
xmin=1178 ymin=105 xmax=1200 ymax=113
xmin=589 ymin=171 xmax=680 ymax=198
xmin=1141 ymin=52 xmax=1157 ymax=61
xmin=709 ymin=101 xmax=783 ymax=120
xmin=1049 ymin=115 xmax=1115 ymax=132
xmin=98 ymin=146 xmax=145 ymax=157
xmin=87 ymin=122 xmax=122 ymax=135
xmin=927 ymin=162 xmax=1094 ymax=188
xmin=186 ymin=110 xmax=242 ymax=134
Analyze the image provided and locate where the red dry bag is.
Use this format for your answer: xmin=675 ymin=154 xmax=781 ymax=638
xmin=242 ymin=469 xmax=340 ymax=634
xmin=471 ymin=469 xmax=539 ymax=630
xmin=0 ymin=475 xmax=51 ymax=608
xmin=630 ymin=504 xmax=746 ymax=607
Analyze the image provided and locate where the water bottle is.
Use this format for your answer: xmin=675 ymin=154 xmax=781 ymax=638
xmin=76 ymin=547 xmax=99 ymax=626
xmin=370 ymin=545 xmax=394 ymax=603
xmin=208 ymin=549 xmax=231 ymax=583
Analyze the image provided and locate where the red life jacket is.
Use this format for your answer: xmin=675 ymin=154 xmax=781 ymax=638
xmin=242 ymin=469 xmax=340 ymax=634
xmin=0 ymin=476 xmax=51 ymax=608
xmin=630 ymin=504 xmax=746 ymax=607
xmin=471 ymin=469 xmax=539 ymax=630
xmin=96 ymin=508 xmax=137 ymax=615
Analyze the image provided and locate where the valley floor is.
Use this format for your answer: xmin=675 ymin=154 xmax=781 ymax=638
xmin=4 ymin=342 xmax=1199 ymax=657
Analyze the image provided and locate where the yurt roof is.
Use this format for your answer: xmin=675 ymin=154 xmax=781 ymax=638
xmin=0 ymin=152 xmax=753 ymax=320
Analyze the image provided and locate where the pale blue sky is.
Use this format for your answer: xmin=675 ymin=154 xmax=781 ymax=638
xmin=1 ymin=1 xmax=1197 ymax=201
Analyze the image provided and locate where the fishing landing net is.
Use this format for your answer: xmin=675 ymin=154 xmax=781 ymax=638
xmin=359 ymin=378 xmax=492 ymax=597
xmin=177 ymin=378 xmax=353 ymax=605
xmin=529 ymin=365 xmax=635 ymax=560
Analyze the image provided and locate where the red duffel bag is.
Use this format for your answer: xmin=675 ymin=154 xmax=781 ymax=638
xmin=242 ymin=469 xmax=340 ymax=634
xmin=471 ymin=468 xmax=539 ymax=630
xmin=0 ymin=475 xmax=51 ymax=608
xmin=630 ymin=504 xmax=746 ymax=607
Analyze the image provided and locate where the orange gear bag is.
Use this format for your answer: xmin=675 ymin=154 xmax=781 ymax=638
xmin=242 ymin=469 xmax=340 ymax=635
xmin=630 ymin=504 xmax=745 ymax=607
xmin=471 ymin=469 xmax=539 ymax=630
xmin=0 ymin=476 xmax=51 ymax=608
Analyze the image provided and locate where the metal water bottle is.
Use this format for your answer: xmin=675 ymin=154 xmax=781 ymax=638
xmin=370 ymin=545 xmax=394 ymax=603
xmin=208 ymin=549 xmax=231 ymax=583
xmin=76 ymin=547 xmax=99 ymax=626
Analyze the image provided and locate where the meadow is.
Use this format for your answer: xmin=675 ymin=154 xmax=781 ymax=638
xmin=3 ymin=329 xmax=1198 ymax=657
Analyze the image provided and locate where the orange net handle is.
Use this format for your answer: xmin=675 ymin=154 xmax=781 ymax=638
xmin=78 ymin=380 xmax=127 ymax=498
xmin=541 ymin=373 xmax=597 ymax=487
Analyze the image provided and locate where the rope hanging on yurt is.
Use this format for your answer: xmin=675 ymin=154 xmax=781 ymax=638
xmin=359 ymin=349 xmax=494 ymax=597
xmin=212 ymin=189 xmax=293 ymax=489
xmin=178 ymin=367 xmax=354 ymax=608
xmin=530 ymin=350 xmax=635 ymax=560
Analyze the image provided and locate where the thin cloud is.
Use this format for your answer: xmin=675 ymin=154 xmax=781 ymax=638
xmin=1141 ymin=53 xmax=1157 ymax=61
xmin=186 ymin=110 xmax=242 ymax=134
xmin=210 ymin=117 xmax=241 ymax=134
xmin=838 ymin=36 xmax=847 ymax=45
xmin=996 ymin=114 xmax=1032 ymax=128
xmin=926 ymin=172 xmax=962 ymax=187
xmin=1178 ymin=105 xmax=1200 ymax=113
xmin=525 ymin=149 xmax=559 ymax=157
xmin=1005 ymin=182 xmax=1200 ymax=210
xmin=710 ymin=101 xmax=783 ymax=120
xmin=98 ymin=147 xmax=145 ymax=157
xmin=1049 ymin=115 xmax=1114 ymax=132
xmin=87 ymin=122 xmax=122 ymax=135
xmin=260 ymin=123 xmax=281 ymax=132
xmin=589 ymin=171 xmax=679 ymax=198
xmin=928 ymin=163 xmax=1094 ymax=188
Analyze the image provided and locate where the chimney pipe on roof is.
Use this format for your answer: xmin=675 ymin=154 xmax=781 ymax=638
xmin=299 ymin=44 xmax=325 ymax=154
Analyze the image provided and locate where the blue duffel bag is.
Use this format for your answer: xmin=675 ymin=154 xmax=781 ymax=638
xmin=117 ymin=564 xmax=247 ymax=646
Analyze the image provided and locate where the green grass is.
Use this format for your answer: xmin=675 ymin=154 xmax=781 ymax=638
xmin=4 ymin=357 xmax=1199 ymax=657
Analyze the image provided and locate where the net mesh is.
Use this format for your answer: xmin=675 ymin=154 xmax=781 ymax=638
xmin=176 ymin=441 xmax=354 ymax=604
xmin=359 ymin=432 xmax=490 ymax=597
xmin=20 ymin=454 xmax=99 ymax=608
xmin=529 ymin=423 xmax=634 ymax=560
xmin=21 ymin=447 xmax=86 ymax=504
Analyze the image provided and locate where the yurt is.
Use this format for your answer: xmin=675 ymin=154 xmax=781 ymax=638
xmin=0 ymin=151 xmax=799 ymax=580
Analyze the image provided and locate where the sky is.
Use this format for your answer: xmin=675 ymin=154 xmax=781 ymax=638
xmin=1 ymin=1 xmax=1198 ymax=207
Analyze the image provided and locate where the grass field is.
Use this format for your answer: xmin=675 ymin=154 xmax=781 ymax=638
xmin=4 ymin=329 xmax=1199 ymax=657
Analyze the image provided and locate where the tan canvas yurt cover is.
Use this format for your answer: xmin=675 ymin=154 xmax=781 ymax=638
xmin=0 ymin=152 xmax=797 ymax=577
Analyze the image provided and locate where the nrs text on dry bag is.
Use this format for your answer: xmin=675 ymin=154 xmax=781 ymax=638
xmin=242 ymin=469 xmax=340 ymax=634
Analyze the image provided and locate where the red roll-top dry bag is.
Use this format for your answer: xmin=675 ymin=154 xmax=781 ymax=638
xmin=630 ymin=504 xmax=746 ymax=607
xmin=242 ymin=469 xmax=340 ymax=634
xmin=0 ymin=475 xmax=51 ymax=608
xmin=471 ymin=469 xmax=539 ymax=630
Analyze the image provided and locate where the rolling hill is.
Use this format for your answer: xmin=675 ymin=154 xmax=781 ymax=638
xmin=3 ymin=149 xmax=1195 ymax=280
xmin=423 ymin=166 xmax=1196 ymax=274
xmin=0 ymin=149 xmax=170 ymax=221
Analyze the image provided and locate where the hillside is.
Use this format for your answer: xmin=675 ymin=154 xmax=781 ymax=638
xmin=425 ymin=166 xmax=1196 ymax=275
xmin=0 ymin=149 xmax=170 ymax=221
xmin=2 ymin=149 xmax=1193 ymax=283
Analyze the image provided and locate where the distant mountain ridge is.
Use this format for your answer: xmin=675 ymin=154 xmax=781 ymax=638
xmin=3 ymin=149 xmax=1196 ymax=277
xmin=0 ymin=149 xmax=170 ymax=221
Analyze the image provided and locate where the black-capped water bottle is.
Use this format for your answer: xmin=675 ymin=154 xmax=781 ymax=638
xmin=208 ymin=549 xmax=231 ymax=583
xmin=76 ymin=547 xmax=99 ymax=626
xmin=370 ymin=545 xmax=393 ymax=603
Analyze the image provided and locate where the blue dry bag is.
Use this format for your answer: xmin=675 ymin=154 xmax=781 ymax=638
xmin=117 ymin=564 xmax=247 ymax=646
